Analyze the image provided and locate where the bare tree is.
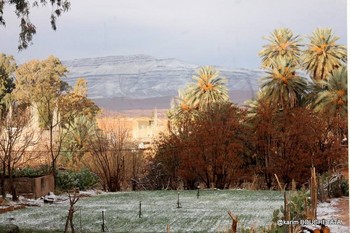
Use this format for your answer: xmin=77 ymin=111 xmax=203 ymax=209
xmin=88 ymin=118 xmax=134 ymax=192
xmin=0 ymin=105 xmax=39 ymax=200
xmin=64 ymin=189 xmax=80 ymax=233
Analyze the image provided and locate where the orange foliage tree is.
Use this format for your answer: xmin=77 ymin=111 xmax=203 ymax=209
xmin=153 ymin=102 xmax=249 ymax=189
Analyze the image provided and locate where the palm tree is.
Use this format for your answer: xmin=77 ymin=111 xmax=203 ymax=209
xmin=167 ymin=87 xmax=195 ymax=125
xmin=312 ymin=67 xmax=347 ymax=118
xmin=302 ymin=28 xmax=347 ymax=81
xmin=186 ymin=66 xmax=229 ymax=110
xmin=312 ymin=67 xmax=347 ymax=167
xmin=260 ymin=58 xmax=308 ymax=109
xmin=259 ymin=28 xmax=302 ymax=69
xmin=61 ymin=115 xmax=97 ymax=167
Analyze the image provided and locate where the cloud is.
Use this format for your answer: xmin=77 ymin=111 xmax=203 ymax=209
xmin=1 ymin=0 xmax=347 ymax=68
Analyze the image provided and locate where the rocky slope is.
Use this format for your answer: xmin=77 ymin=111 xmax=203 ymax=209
xmin=63 ymin=55 xmax=263 ymax=111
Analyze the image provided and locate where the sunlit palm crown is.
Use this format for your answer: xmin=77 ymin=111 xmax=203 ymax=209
xmin=244 ymin=91 xmax=266 ymax=119
xmin=168 ymin=88 xmax=193 ymax=121
xmin=260 ymin=58 xmax=308 ymax=109
xmin=313 ymin=67 xmax=347 ymax=117
xmin=259 ymin=28 xmax=302 ymax=68
xmin=186 ymin=66 xmax=229 ymax=110
xmin=302 ymin=28 xmax=347 ymax=81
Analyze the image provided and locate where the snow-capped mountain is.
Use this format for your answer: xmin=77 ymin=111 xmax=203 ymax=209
xmin=63 ymin=55 xmax=264 ymax=111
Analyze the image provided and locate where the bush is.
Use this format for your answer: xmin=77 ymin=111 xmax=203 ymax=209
xmin=13 ymin=165 xmax=51 ymax=178
xmin=57 ymin=168 xmax=99 ymax=191
xmin=341 ymin=179 xmax=349 ymax=196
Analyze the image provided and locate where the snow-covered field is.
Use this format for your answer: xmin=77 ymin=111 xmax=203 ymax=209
xmin=1 ymin=190 xmax=348 ymax=232
xmin=0 ymin=190 xmax=283 ymax=232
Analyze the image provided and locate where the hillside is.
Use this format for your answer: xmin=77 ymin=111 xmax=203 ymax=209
xmin=63 ymin=55 xmax=263 ymax=111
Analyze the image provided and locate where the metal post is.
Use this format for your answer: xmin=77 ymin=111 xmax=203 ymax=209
xmin=101 ymin=210 xmax=105 ymax=232
xmin=139 ymin=201 xmax=142 ymax=218
xmin=177 ymin=192 xmax=181 ymax=208
xmin=79 ymin=208 xmax=82 ymax=233
xmin=197 ymin=187 xmax=200 ymax=199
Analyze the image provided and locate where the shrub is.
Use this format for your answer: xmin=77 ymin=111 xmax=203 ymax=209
xmin=13 ymin=165 xmax=51 ymax=178
xmin=341 ymin=179 xmax=349 ymax=196
xmin=57 ymin=168 xmax=99 ymax=191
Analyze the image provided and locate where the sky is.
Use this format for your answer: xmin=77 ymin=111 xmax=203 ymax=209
xmin=1 ymin=0 xmax=347 ymax=68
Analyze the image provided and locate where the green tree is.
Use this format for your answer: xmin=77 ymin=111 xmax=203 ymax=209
xmin=0 ymin=0 xmax=71 ymax=50
xmin=14 ymin=55 xmax=68 ymax=129
xmin=0 ymin=53 xmax=16 ymax=117
xmin=59 ymin=78 xmax=99 ymax=168
xmin=260 ymin=58 xmax=308 ymax=109
xmin=14 ymin=56 xmax=68 ymax=188
xmin=302 ymin=28 xmax=347 ymax=81
xmin=259 ymin=28 xmax=302 ymax=68
xmin=60 ymin=116 xmax=97 ymax=168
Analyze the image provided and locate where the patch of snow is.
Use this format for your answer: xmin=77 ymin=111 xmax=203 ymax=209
xmin=317 ymin=198 xmax=349 ymax=233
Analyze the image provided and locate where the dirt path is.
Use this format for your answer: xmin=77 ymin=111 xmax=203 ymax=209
xmin=334 ymin=197 xmax=349 ymax=227
xmin=317 ymin=196 xmax=349 ymax=232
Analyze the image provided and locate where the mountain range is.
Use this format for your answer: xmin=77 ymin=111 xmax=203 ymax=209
xmin=63 ymin=55 xmax=264 ymax=113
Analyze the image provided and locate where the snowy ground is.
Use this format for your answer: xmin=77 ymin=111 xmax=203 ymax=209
xmin=1 ymin=190 xmax=348 ymax=232
xmin=317 ymin=197 xmax=349 ymax=233
xmin=0 ymin=190 xmax=283 ymax=232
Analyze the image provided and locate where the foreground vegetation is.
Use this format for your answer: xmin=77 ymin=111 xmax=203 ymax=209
xmin=0 ymin=190 xmax=284 ymax=232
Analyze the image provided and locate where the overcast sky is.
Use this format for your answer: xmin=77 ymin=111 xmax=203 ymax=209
xmin=1 ymin=0 xmax=347 ymax=68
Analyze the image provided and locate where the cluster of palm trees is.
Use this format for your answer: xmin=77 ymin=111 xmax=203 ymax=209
xmin=251 ymin=27 xmax=347 ymax=146
xmin=257 ymin=28 xmax=347 ymax=111
xmin=170 ymin=28 xmax=347 ymax=120
xmin=247 ymin=28 xmax=347 ymax=188
xmin=158 ymin=27 xmax=347 ymax=189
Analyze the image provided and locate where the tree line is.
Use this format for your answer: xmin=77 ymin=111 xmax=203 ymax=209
xmin=0 ymin=55 xmax=148 ymax=197
xmin=151 ymin=28 xmax=347 ymax=190
xmin=0 ymin=27 xmax=347 ymax=198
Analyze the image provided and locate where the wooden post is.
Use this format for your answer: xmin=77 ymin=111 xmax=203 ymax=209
xmin=283 ymin=191 xmax=291 ymax=233
xmin=283 ymin=191 xmax=287 ymax=221
xmin=227 ymin=211 xmax=238 ymax=233
xmin=310 ymin=167 xmax=317 ymax=219
xmin=166 ymin=224 xmax=170 ymax=233
xmin=291 ymin=179 xmax=296 ymax=192
xmin=274 ymin=174 xmax=284 ymax=193
xmin=304 ymin=197 xmax=310 ymax=219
